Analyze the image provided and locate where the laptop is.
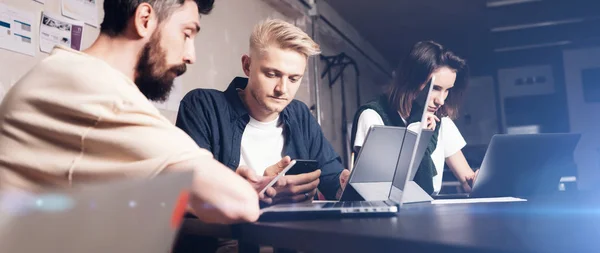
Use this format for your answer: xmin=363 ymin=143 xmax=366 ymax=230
xmin=258 ymin=129 xmax=410 ymax=220
xmin=258 ymin=77 xmax=437 ymax=220
xmin=339 ymin=75 xmax=436 ymax=202
xmin=339 ymin=125 xmax=411 ymax=201
xmin=433 ymin=133 xmax=581 ymax=199
xmin=0 ymin=171 xmax=193 ymax=253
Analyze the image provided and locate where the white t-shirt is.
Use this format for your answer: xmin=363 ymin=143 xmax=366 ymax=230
xmin=353 ymin=109 xmax=466 ymax=193
xmin=430 ymin=117 xmax=466 ymax=193
xmin=239 ymin=116 xmax=285 ymax=176
xmin=353 ymin=109 xmax=410 ymax=149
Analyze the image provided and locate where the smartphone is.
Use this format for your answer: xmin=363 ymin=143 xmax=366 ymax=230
xmin=258 ymin=159 xmax=319 ymax=195
xmin=259 ymin=160 xmax=297 ymax=196
xmin=286 ymin=159 xmax=318 ymax=175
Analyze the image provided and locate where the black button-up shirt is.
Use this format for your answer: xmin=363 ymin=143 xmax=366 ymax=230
xmin=176 ymin=77 xmax=343 ymax=199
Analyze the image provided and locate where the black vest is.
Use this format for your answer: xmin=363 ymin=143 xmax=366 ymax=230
xmin=350 ymin=95 xmax=440 ymax=194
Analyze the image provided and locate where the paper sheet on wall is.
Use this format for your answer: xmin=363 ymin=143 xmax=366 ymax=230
xmin=39 ymin=12 xmax=84 ymax=53
xmin=61 ymin=0 xmax=98 ymax=27
xmin=0 ymin=84 xmax=5 ymax=104
xmin=0 ymin=3 xmax=35 ymax=56
xmin=151 ymin=100 xmax=167 ymax=110
xmin=151 ymin=77 xmax=183 ymax=112
xmin=167 ymin=78 xmax=184 ymax=112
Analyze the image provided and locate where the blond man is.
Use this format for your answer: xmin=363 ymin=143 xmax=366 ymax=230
xmin=0 ymin=0 xmax=265 ymax=224
xmin=177 ymin=19 xmax=350 ymax=204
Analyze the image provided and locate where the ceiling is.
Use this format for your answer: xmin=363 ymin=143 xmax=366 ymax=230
xmin=322 ymin=0 xmax=600 ymax=74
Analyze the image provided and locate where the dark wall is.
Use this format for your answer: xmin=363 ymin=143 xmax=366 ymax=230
xmin=493 ymin=46 xmax=571 ymax=133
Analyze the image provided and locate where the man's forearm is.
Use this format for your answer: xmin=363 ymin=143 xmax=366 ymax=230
xmin=166 ymin=157 xmax=260 ymax=224
xmin=318 ymin=170 xmax=342 ymax=200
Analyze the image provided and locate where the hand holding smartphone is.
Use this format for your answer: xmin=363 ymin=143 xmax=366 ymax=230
xmin=285 ymin=159 xmax=318 ymax=175
xmin=259 ymin=159 xmax=318 ymax=195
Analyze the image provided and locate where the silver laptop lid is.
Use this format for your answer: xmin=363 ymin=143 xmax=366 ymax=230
xmin=0 ymin=171 xmax=193 ymax=253
xmin=389 ymin=76 xmax=435 ymax=204
xmin=348 ymin=125 xmax=408 ymax=184
xmin=470 ymin=133 xmax=580 ymax=198
xmin=407 ymin=75 xmax=436 ymax=180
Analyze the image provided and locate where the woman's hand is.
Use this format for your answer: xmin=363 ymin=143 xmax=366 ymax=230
xmin=425 ymin=113 xmax=440 ymax=130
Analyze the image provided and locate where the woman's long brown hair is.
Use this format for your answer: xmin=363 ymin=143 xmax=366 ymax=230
xmin=387 ymin=41 xmax=469 ymax=119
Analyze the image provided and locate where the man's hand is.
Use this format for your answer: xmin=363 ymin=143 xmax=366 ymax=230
xmin=271 ymin=169 xmax=321 ymax=204
xmin=264 ymin=156 xmax=292 ymax=176
xmin=236 ymin=166 xmax=278 ymax=204
xmin=263 ymin=156 xmax=322 ymax=204
xmin=336 ymin=169 xmax=351 ymax=199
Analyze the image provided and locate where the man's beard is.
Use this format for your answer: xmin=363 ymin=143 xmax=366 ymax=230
xmin=135 ymin=31 xmax=187 ymax=102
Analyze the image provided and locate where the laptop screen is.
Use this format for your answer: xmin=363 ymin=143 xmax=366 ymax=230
xmin=408 ymin=76 xmax=436 ymax=180
xmin=350 ymin=126 xmax=408 ymax=183
xmin=390 ymin=76 xmax=435 ymax=200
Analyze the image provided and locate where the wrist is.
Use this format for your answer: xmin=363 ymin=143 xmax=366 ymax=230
xmin=336 ymin=187 xmax=343 ymax=200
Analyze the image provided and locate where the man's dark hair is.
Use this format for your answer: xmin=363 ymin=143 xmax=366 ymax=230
xmin=100 ymin=0 xmax=214 ymax=37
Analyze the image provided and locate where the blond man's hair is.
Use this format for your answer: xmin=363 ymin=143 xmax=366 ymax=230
xmin=250 ymin=19 xmax=321 ymax=58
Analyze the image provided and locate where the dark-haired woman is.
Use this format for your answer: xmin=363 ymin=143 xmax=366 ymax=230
xmin=350 ymin=41 xmax=478 ymax=195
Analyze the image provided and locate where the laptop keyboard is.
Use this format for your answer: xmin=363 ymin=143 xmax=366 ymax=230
xmin=322 ymin=201 xmax=390 ymax=208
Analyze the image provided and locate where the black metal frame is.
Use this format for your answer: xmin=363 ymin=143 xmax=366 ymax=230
xmin=320 ymin=52 xmax=360 ymax=168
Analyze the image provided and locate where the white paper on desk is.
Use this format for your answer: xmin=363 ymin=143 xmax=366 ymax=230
xmin=39 ymin=12 xmax=84 ymax=53
xmin=0 ymin=3 xmax=36 ymax=56
xmin=61 ymin=0 xmax=98 ymax=27
xmin=151 ymin=77 xmax=183 ymax=112
xmin=431 ymin=197 xmax=527 ymax=205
